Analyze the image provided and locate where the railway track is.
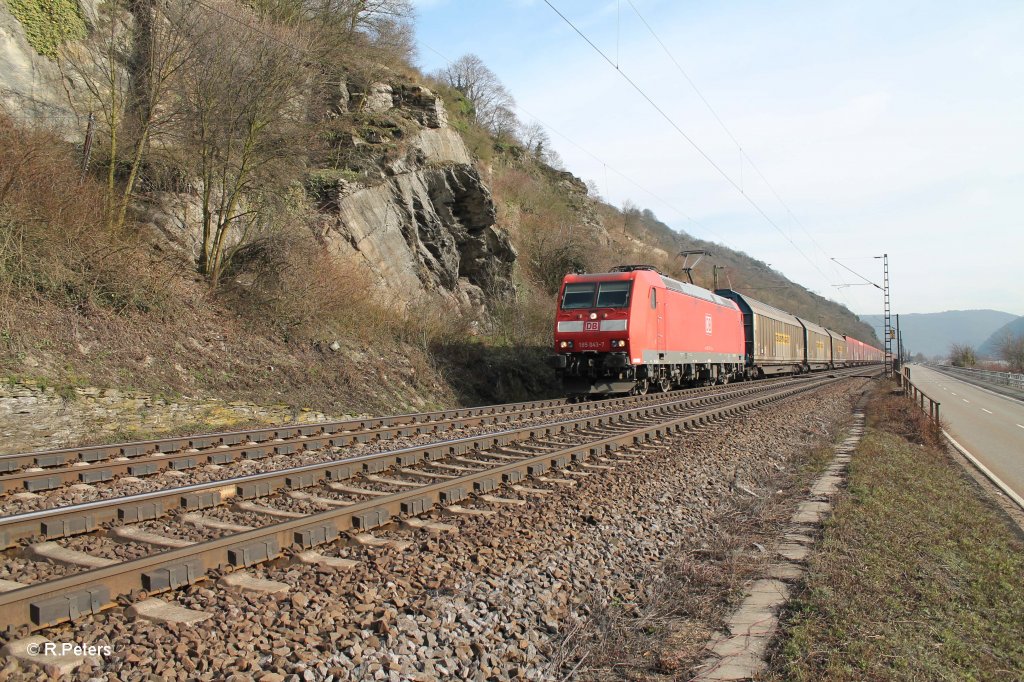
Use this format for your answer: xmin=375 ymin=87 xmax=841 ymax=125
xmin=0 ymin=369 xmax=869 ymax=636
xmin=0 ymin=384 xmax=740 ymax=500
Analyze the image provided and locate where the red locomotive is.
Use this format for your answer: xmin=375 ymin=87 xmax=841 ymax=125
xmin=551 ymin=266 xmax=746 ymax=396
xmin=552 ymin=265 xmax=883 ymax=397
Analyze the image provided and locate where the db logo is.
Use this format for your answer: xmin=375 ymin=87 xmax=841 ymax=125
xmin=584 ymin=321 xmax=600 ymax=331
xmin=705 ymin=314 xmax=713 ymax=335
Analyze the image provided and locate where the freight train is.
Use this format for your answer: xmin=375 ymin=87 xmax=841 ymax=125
xmin=550 ymin=265 xmax=883 ymax=397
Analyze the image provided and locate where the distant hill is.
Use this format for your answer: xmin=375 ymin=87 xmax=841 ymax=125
xmin=860 ymin=310 xmax=1018 ymax=358
xmin=979 ymin=316 xmax=1024 ymax=358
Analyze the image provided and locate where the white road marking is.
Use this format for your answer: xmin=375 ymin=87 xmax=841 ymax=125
xmin=981 ymin=408 xmax=992 ymax=414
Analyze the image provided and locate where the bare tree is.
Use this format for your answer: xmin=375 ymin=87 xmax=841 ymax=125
xmin=250 ymin=0 xmax=414 ymax=67
xmin=517 ymin=120 xmax=563 ymax=168
xmin=57 ymin=0 xmax=200 ymax=231
xmin=432 ymin=54 xmax=519 ymax=135
xmin=174 ymin=4 xmax=313 ymax=286
xmin=518 ymin=121 xmax=546 ymax=152
xmin=997 ymin=332 xmax=1024 ymax=373
xmin=621 ymin=199 xmax=643 ymax=235
xmin=249 ymin=0 xmax=412 ymax=32
xmin=949 ymin=342 xmax=977 ymax=368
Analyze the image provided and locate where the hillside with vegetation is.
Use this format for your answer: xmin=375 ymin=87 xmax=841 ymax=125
xmin=861 ymin=310 xmax=1017 ymax=359
xmin=1 ymin=0 xmax=878 ymax=418
xmin=979 ymin=316 xmax=1024 ymax=364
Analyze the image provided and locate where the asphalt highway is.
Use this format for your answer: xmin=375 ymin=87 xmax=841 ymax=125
xmin=906 ymin=364 xmax=1024 ymax=501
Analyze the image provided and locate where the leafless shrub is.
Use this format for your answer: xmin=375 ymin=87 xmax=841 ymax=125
xmin=0 ymin=113 xmax=169 ymax=327
xmin=869 ymin=391 xmax=944 ymax=449
xmin=431 ymin=54 xmax=519 ymax=137
xmin=996 ymin=332 xmax=1024 ymax=373
xmin=949 ymin=342 xmax=977 ymax=368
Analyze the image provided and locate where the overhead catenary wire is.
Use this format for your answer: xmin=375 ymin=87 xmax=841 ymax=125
xmin=159 ymin=4 xmax=834 ymax=300
xmin=420 ymin=42 xmax=732 ymax=246
xmin=143 ymin=6 xmax=740 ymax=260
xmin=624 ymin=0 xmax=855 ymax=306
xmin=543 ymin=0 xmax=846 ymax=301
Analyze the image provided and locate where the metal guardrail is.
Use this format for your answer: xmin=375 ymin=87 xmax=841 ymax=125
xmin=929 ymin=364 xmax=1024 ymax=390
xmin=897 ymin=367 xmax=940 ymax=424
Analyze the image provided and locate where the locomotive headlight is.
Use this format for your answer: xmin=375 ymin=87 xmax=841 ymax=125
xmin=559 ymin=340 xmax=568 ymax=349
xmin=611 ymin=339 xmax=627 ymax=348
xmin=589 ymin=312 xmax=597 ymax=320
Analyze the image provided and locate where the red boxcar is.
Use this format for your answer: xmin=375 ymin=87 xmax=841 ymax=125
xmin=845 ymin=336 xmax=884 ymax=365
xmin=551 ymin=266 xmax=745 ymax=396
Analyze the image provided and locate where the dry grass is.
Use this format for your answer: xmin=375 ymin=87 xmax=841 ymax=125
xmin=869 ymin=388 xmax=945 ymax=449
xmin=765 ymin=385 xmax=1024 ymax=681
xmin=0 ymin=114 xmax=171 ymax=326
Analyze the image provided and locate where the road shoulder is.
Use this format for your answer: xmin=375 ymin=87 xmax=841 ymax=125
xmin=763 ymin=386 xmax=1024 ymax=681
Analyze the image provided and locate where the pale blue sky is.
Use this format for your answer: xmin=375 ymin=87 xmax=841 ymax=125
xmin=412 ymin=0 xmax=1024 ymax=316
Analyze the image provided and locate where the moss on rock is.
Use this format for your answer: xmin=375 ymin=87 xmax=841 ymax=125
xmin=6 ymin=0 xmax=87 ymax=58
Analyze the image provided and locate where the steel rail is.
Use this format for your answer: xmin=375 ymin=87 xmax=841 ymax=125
xmin=0 ymin=377 xmax=807 ymax=547
xmin=0 ymin=370 xmax=869 ymax=633
xmin=0 ymin=384 xmax=738 ymax=488
xmin=1 ymin=397 xmax=568 ymax=467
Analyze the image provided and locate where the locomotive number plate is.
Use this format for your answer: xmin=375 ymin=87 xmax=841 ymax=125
xmin=579 ymin=341 xmax=603 ymax=349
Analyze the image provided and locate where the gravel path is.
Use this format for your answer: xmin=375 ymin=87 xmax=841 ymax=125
xmin=1 ymin=378 xmax=869 ymax=681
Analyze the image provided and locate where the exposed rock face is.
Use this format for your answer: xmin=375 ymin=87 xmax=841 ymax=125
xmin=0 ymin=381 xmax=335 ymax=454
xmin=134 ymin=191 xmax=205 ymax=258
xmin=0 ymin=2 xmax=72 ymax=132
xmin=362 ymin=82 xmax=394 ymax=113
xmin=324 ymin=163 xmax=515 ymax=308
xmin=320 ymin=85 xmax=516 ymax=309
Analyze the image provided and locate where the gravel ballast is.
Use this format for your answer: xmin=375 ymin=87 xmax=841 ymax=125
xmin=0 ymin=378 xmax=870 ymax=681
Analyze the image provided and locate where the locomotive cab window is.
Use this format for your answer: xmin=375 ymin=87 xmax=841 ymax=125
xmin=596 ymin=281 xmax=631 ymax=308
xmin=561 ymin=283 xmax=596 ymax=309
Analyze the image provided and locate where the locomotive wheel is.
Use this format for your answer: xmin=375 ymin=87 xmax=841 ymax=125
xmin=631 ymin=379 xmax=649 ymax=395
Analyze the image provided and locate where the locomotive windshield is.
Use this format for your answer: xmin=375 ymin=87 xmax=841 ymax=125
xmin=561 ymin=281 xmax=632 ymax=309
xmin=596 ymin=281 xmax=631 ymax=308
xmin=561 ymin=283 xmax=596 ymax=309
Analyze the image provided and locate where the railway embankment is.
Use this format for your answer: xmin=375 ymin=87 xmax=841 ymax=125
xmin=0 ymin=381 xmax=338 ymax=454
xmin=764 ymin=386 xmax=1024 ymax=680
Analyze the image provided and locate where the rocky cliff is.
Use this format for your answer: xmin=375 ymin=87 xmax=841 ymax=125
xmin=0 ymin=0 xmax=70 ymax=124
xmin=1 ymin=3 xmax=517 ymax=311
xmin=316 ymin=83 xmax=516 ymax=309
